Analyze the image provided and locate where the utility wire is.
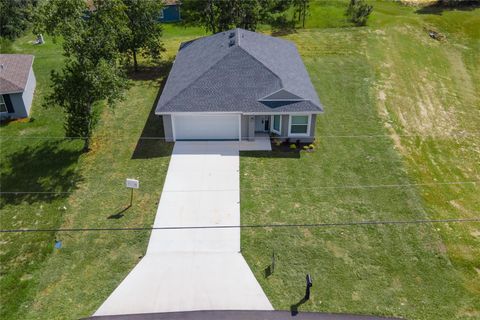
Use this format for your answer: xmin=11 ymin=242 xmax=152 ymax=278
xmin=1 ymin=180 xmax=478 ymax=195
xmin=1 ymin=132 xmax=480 ymax=140
xmin=1 ymin=218 xmax=479 ymax=233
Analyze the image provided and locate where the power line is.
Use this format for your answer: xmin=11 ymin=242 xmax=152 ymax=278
xmin=1 ymin=180 xmax=478 ymax=195
xmin=1 ymin=132 xmax=480 ymax=140
xmin=1 ymin=218 xmax=479 ymax=233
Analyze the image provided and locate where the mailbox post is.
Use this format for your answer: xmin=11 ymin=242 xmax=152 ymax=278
xmin=125 ymin=178 xmax=139 ymax=206
xmin=305 ymin=274 xmax=313 ymax=300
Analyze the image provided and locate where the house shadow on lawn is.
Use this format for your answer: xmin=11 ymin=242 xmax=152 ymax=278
xmin=415 ymin=1 xmax=480 ymax=15
xmin=131 ymin=61 xmax=174 ymax=159
xmin=0 ymin=140 xmax=83 ymax=207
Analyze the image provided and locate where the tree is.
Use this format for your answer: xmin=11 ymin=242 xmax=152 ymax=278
xmin=36 ymin=0 xmax=130 ymax=151
xmin=120 ymin=0 xmax=165 ymax=72
xmin=182 ymin=0 xmax=263 ymax=33
xmin=293 ymin=0 xmax=309 ymax=28
xmin=0 ymin=0 xmax=37 ymax=40
xmin=345 ymin=0 xmax=373 ymax=26
xmin=47 ymin=59 xmax=128 ymax=151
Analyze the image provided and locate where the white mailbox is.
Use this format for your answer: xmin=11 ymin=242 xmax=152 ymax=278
xmin=126 ymin=178 xmax=139 ymax=189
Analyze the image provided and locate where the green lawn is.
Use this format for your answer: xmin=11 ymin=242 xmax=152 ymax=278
xmin=241 ymin=2 xmax=480 ymax=320
xmin=0 ymin=32 xmax=182 ymax=318
xmin=1 ymin=1 xmax=479 ymax=319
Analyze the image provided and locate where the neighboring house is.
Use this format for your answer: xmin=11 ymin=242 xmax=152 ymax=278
xmin=160 ymin=0 xmax=181 ymax=22
xmin=155 ymin=28 xmax=323 ymax=142
xmin=0 ymin=54 xmax=36 ymax=119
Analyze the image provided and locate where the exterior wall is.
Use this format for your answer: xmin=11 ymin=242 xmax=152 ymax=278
xmin=4 ymin=93 xmax=27 ymax=118
xmin=277 ymin=113 xmax=317 ymax=143
xmin=159 ymin=113 xmax=317 ymax=143
xmin=247 ymin=115 xmax=255 ymax=141
xmin=280 ymin=114 xmax=289 ymax=138
xmin=241 ymin=115 xmax=250 ymax=141
xmin=0 ymin=67 xmax=36 ymax=120
xmin=162 ymin=115 xmax=174 ymax=142
xmin=21 ymin=66 xmax=36 ymax=117
xmin=160 ymin=5 xmax=181 ymax=22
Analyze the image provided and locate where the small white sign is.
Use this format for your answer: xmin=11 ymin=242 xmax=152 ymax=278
xmin=126 ymin=178 xmax=139 ymax=189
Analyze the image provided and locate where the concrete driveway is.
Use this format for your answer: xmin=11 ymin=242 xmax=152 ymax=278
xmin=94 ymin=142 xmax=272 ymax=316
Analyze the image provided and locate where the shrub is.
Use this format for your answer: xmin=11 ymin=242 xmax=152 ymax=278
xmin=345 ymin=0 xmax=373 ymax=26
xmin=269 ymin=15 xmax=296 ymax=33
xmin=309 ymin=144 xmax=315 ymax=149
xmin=290 ymin=143 xmax=297 ymax=149
xmin=303 ymin=145 xmax=309 ymax=150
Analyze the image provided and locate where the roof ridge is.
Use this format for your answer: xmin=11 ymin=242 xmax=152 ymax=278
xmin=236 ymin=46 xmax=285 ymax=98
xmin=160 ymin=45 xmax=242 ymax=107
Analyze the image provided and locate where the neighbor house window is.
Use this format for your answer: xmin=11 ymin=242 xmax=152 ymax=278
xmin=0 ymin=95 xmax=7 ymax=113
xmin=289 ymin=115 xmax=310 ymax=136
xmin=271 ymin=115 xmax=281 ymax=134
xmin=160 ymin=9 xmax=164 ymax=19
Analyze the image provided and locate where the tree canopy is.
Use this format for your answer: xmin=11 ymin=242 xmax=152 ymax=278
xmin=36 ymin=0 xmax=134 ymax=151
xmin=0 ymin=0 xmax=37 ymax=40
xmin=120 ymin=0 xmax=165 ymax=71
xmin=345 ymin=0 xmax=373 ymax=26
xmin=181 ymin=0 xmax=309 ymax=34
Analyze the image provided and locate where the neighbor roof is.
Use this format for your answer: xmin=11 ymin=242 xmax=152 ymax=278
xmin=0 ymin=54 xmax=34 ymax=94
xmin=163 ymin=0 xmax=180 ymax=5
xmin=155 ymin=29 xmax=323 ymax=114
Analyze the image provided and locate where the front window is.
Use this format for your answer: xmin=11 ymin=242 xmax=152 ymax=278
xmin=289 ymin=115 xmax=309 ymax=135
xmin=271 ymin=115 xmax=281 ymax=134
xmin=0 ymin=95 xmax=7 ymax=113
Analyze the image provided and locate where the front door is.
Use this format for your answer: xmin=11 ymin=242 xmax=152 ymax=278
xmin=255 ymin=116 xmax=270 ymax=132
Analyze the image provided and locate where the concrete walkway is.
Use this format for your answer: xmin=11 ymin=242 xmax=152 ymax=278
xmin=94 ymin=141 xmax=272 ymax=316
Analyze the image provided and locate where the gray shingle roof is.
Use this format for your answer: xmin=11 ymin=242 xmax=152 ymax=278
xmin=155 ymin=29 xmax=323 ymax=114
xmin=0 ymin=54 xmax=34 ymax=94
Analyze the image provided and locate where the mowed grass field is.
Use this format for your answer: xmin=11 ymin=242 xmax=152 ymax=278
xmin=241 ymin=1 xmax=479 ymax=320
xmin=0 ymin=27 xmax=203 ymax=319
xmin=0 ymin=1 xmax=479 ymax=319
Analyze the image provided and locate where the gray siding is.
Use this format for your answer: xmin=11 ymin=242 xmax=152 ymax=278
xmin=21 ymin=66 xmax=36 ymax=116
xmin=241 ymin=115 xmax=249 ymax=141
xmin=277 ymin=114 xmax=316 ymax=143
xmin=310 ymin=114 xmax=317 ymax=138
xmin=162 ymin=115 xmax=174 ymax=142
xmin=280 ymin=115 xmax=289 ymax=138
xmin=248 ymin=115 xmax=255 ymax=141
xmin=8 ymin=93 xmax=27 ymax=118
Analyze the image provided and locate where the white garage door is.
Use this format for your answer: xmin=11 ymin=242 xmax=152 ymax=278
xmin=173 ymin=114 xmax=240 ymax=141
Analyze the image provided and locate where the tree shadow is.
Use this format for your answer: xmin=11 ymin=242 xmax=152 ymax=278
xmin=290 ymin=296 xmax=308 ymax=316
xmin=0 ymin=140 xmax=83 ymax=207
xmin=126 ymin=60 xmax=173 ymax=83
xmin=131 ymin=61 xmax=174 ymax=159
xmin=415 ymin=1 xmax=479 ymax=15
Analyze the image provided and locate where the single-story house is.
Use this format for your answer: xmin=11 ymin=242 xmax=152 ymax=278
xmin=155 ymin=28 xmax=323 ymax=142
xmin=0 ymin=54 xmax=36 ymax=119
xmin=160 ymin=0 xmax=181 ymax=22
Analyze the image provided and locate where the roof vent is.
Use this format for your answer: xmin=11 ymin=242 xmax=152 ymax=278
xmin=229 ymin=39 xmax=235 ymax=47
xmin=229 ymin=32 xmax=235 ymax=38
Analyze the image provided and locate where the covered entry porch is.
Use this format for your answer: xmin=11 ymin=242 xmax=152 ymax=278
xmin=241 ymin=114 xmax=316 ymax=143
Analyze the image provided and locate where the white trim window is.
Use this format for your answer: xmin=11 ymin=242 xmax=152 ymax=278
xmin=270 ymin=114 xmax=281 ymax=135
xmin=288 ymin=115 xmax=311 ymax=136
xmin=0 ymin=95 xmax=8 ymax=113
